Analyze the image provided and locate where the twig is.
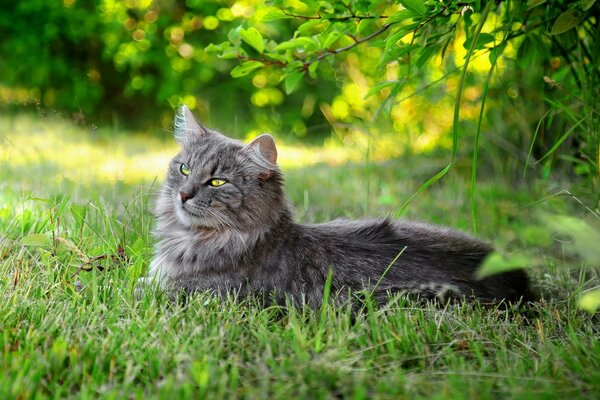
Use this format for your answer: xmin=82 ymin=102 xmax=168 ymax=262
xmin=236 ymin=54 xmax=286 ymax=67
xmin=281 ymin=8 xmax=388 ymax=21
xmin=70 ymin=245 xmax=127 ymax=278
xmin=302 ymin=23 xmax=394 ymax=69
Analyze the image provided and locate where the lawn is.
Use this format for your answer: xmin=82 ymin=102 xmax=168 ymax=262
xmin=1 ymin=113 xmax=598 ymax=399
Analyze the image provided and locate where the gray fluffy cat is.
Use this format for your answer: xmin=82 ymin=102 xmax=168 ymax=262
xmin=143 ymin=105 xmax=532 ymax=307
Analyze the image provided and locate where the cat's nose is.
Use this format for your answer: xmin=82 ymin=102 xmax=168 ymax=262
xmin=179 ymin=191 xmax=193 ymax=203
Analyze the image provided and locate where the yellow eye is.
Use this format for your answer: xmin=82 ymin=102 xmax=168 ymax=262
xmin=179 ymin=163 xmax=190 ymax=176
xmin=208 ymin=178 xmax=227 ymax=187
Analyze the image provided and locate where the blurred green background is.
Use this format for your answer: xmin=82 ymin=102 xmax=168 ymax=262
xmin=0 ymin=0 xmax=598 ymax=206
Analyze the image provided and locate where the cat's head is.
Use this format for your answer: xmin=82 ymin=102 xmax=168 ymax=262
xmin=157 ymin=105 xmax=287 ymax=232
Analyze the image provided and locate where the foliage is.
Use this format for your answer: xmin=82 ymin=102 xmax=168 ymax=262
xmin=0 ymin=0 xmax=336 ymax=135
xmin=0 ymin=1 xmax=250 ymax=126
xmin=1 ymin=0 xmax=596 ymax=206
xmin=209 ymin=0 xmax=599 ymax=203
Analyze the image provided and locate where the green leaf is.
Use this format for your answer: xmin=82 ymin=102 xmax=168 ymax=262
xmin=322 ymin=31 xmax=342 ymax=49
xmin=230 ymin=61 xmax=264 ymax=78
xmin=205 ymin=42 xmax=231 ymax=54
xmin=366 ymin=79 xmax=406 ymax=97
xmin=21 ymin=233 xmax=53 ymax=248
xmin=385 ymin=26 xmax=409 ymax=46
xmin=357 ymin=19 xmax=376 ymax=34
xmin=228 ymin=26 xmax=242 ymax=46
xmin=476 ymin=252 xmax=534 ymax=279
xmin=527 ymin=0 xmax=547 ymax=9
xmin=415 ymin=46 xmax=437 ymax=67
xmin=579 ymin=289 xmax=600 ymax=313
xmin=260 ymin=10 xmax=292 ymax=21
xmin=191 ymin=360 xmax=209 ymax=388
xmin=386 ymin=9 xmax=416 ymax=24
xmin=308 ymin=60 xmax=319 ymax=78
xmin=463 ymin=33 xmax=495 ymax=50
xmin=70 ymin=204 xmax=87 ymax=226
xmin=274 ymin=40 xmax=302 ymax=51
xmin=583 ymin=0 xmax=596 ymax=11
xmin=217 ymin=49 xmax=240 ymax=59
xmin=399 ymin=0 xmax=426 ymax=16
xmin=55 ymin=237 xmax=87 ymax=260
xmin=550 ymin=9 xmax=582 ymax=35
xmin=544 ymin=215 xmax=600 ymax=265
xmin=292 ymin=37 xmax=319 ymax=52
xmin=240 ymin=27 xmax=264 ymax=53
xmin=205 ymin=43 xmax=221 ymax=53
xmin=296 ymin=19 xmax=322 ymax=34
xmin=284 ymin=71 xmax=304 ymax=94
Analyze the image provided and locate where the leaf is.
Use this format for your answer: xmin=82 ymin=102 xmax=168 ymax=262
xmin=240 ymin=27 xmax=264 ymax=53
xmin=366 ymin=79 xmax=406 ymax=97
xmin=463 ymin=33 xmax=495 ymax=50
xmin=579 ymin=289 xmax=600 ymax=313
xmin=386 ymin=9 xmax=416 ymax=24
xmin=583 ymin=0 xmax=597 ymax=11
xmin=217 ymin=49 xmax=240 ymax=59
xmin=284 ymin=70 xmax=304 ymax=94
xmin=476 ymin=252 xmax=534 ymax=279
xmin=296 ymin=19 xmax=322 ymax=34
xmin=544 ymin=215 xmax=600 ymax=265
xmin=230 ymin=61 xmax=264 ymax=78
xmin=357 ymin=19 xmax=376 ymax=35
xmin=274 ymin=40 xmax=302 ymax=51
xmin=70 ymin=204 xmax=87 ymax=226
xmin=291 ymin=37 xmax=319 ymax=52
xmin=260 ymin=10 xmax=292 ymax=21
xmin=21 ymin=233 xmax=53 ymax=248
xmin=384 ymin=26 xmax=409 ymax=47
xmin=322 ymin=30 xmax=342 ymax=49
xmin=308 ymin=60 xmax=319 ymax=78
xmin=550 ymin=9 xmax=582 ymax=35
xmin=205 ymin=42 xmax=231 ymax=53
xmin=415 ymin=45 xmax=437 ymax=68
xmin=399 ymin=0 xmax=426 ymax=16
xmin=527 ymin=0 xmax=547 ymax=9
xmin=228 ymin=26 xmax=242 ymax=46
xmin=56 ymin=236 xmax=87 ymax=260
xmin=191 ymin=360 xmax=209 ymax=388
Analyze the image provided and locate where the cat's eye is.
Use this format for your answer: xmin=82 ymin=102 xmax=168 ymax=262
xmin=179 ymin=163 xmax=190 ymax=176
xmin=208 ymin=178 xmax=227 ymax=187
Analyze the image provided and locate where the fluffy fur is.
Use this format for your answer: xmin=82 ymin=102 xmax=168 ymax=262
xmin=144 ymin=105 xmax=533 ymax=307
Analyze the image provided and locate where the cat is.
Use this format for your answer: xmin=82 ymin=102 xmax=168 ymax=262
xmin=142 ymin=105 xmax=533 ymax=308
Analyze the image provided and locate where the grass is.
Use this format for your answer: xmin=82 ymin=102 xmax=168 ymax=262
xmin=1 ymin=113 xmax=599 ymax=399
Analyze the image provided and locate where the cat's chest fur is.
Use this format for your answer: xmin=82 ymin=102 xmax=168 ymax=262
xmin=150 ymin=224 xmax=261 ymax=283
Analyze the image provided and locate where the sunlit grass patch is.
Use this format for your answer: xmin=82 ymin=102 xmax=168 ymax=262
xmin=0 ymin=113 xmax=433 ymax=197
xmin=0 ymin=114 xmax=177 ymax=188
xmin=0 ymin=114 xmax=339 ymax=192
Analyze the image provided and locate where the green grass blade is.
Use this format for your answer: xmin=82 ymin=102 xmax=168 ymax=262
xmin=397 ymin=1 xmax=494 ymax=216
xmin=535 ymin=113 xmax=591 ymax=164
xmin=314 ymin=268 xmax=333 ymax=353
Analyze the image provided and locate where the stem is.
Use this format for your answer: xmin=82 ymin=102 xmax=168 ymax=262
xmin=281 ymin=9 xmax=388 ymax=21
xmin=302 ymin=23 xmax=394 ymax=69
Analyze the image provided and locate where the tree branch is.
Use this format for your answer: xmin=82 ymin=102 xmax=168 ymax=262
xmin=281 ymin=8 xmax=388 ymax=21
xmin=302 ymin=23 xmax=394 ymax=69
xmin=236 ymin=55 xmax=286 ymax=67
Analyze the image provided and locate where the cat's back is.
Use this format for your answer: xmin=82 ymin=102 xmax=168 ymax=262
xmin=300 ymin=217 xmax=532 ymax=303
xmin=310 ymin=217 xmax=492 ymax=253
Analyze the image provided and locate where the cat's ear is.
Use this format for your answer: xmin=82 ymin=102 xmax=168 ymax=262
xmin=173 ymin=105 xmax=207 ymax=144
xmin=244 ymin=134 xmax=278 ymax=169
